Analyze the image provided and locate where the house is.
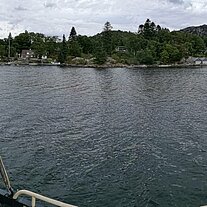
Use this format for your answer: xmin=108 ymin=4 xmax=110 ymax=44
xmin=186 ymin=57 xmax=207 ymax=65
xmin=194 ymin=57 xmax=207 ymax=65
xmin=201 ymin=58 xmax=207 ymax=65
xmin=21 ymin=49 xmax=34 ymax=59
xmin=115 ymin=46 xmax=128 ymax=53
xmin=194 ymin=58 xmax=202 ymax=65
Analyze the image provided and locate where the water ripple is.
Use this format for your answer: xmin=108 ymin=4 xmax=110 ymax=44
xmin=1 ymin=66 xmax=207 ymax=207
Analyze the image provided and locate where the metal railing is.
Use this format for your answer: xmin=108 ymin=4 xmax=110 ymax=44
xmin=13 ymin=190 xmax=78 ymax=207
xmin=0 ymin=156 xmax=13 ymax=195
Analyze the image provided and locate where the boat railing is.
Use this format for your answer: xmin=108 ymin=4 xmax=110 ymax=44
xmin=13 ymin=190 xmax=77 ymax=207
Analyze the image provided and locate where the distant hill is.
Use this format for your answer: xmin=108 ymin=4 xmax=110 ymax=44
xmin=180 ymin=24 xmax=207 ymax=36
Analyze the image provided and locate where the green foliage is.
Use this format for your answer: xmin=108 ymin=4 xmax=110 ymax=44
xmin=2 ymin=19 xmax=207 ymax=65
xmin=138 ymin=19 xmax=165 ymax=40
xmin=137 ymin=50 xmax=154 ymax=65
xmin=160 ymin=50 xmax=169 ymax=64
xmin=126 ymin=35 xmax=148 ymax=56
xmin=94 ymin=47 xmax=107 ymax=64
xmin=0 ymin=44 xmax=6 ymax=59
xmin=102 ymin=31 xmax=112 ymax=55
xmin=77 ymin=35 xmax=93 ymax=54
xmin=178 ymin=42 xmax=193 ymax=58
xmin=68 ymin=40 xmax=81 ymax=57
xmin=31 ymin=37 xmax=45 ymax=58
xmin=98 ymin=22 xmax=114 ymax=55
xmin=165 ymin=44 xmax=182 ymax=63
xmin=45 ymin=36 xmax=60 ymax=59
xmin=191 ymin=35 xmax=205 ymax=55
xmin=156 ymin=29 xmax=171 ymax=43
xmin=13 ymin=30 xmax=31 ymax=53
xmin=203 ymin=37 xmax=207 ymax=47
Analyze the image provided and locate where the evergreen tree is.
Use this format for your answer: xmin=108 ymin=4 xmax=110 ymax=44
xmin=102 ymin=22 xmax=113 ymax=55
xmin=103 ymin=21 xmax=113 ymax=32
xmin=138 ymin=19 xmax=158 ymax=39
xmin=77 ymin=35 xmax=93 ymax=54
xmin=69 ymin=27 xmax=77 ymax=40
xmin=68 ymin=27 xmax=81 ymax=57
xmin=68 ymin=40 xmax=81 ymax=57
xmin=0 ymin=44 xmax=6 ymax=59
xmin=156 ymin=25 xmax=161 ymax=31
xmin=8 ymin=33 xmax=12 ymax=59
xmin=94 ymin=46 xmax=107 ymax=64
xmin=58 ymin=34 xmax=67 ymax=63
xmin=138 ymin=24 xmax=144 ymax=34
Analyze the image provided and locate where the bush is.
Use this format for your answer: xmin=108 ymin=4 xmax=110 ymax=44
xmin=137 ymin=50 xmax=154 ymax=65
xmin=94 ymin=48 xmax=107 ymax=64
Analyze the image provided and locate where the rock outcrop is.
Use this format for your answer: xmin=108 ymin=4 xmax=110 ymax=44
xmin=180 ymin=25 xmax=207 ymax=36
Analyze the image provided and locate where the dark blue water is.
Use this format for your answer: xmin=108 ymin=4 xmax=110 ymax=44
xmin=1 ymin=66 xmax=207 ymax=207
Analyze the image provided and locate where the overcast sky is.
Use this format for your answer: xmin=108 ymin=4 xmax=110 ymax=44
xmin=0 ymin=0 xmax=206 ymax=38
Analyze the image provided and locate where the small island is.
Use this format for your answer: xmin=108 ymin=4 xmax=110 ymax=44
xmin=0 ymin=19 xmax=207 ymax=68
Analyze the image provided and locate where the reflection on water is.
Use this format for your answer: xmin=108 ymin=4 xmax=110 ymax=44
xmin=1 ymin=66 xmax=207 ymax=207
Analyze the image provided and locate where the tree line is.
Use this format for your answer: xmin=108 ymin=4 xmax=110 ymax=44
xmin=0 ymin=19 xmax=207 ymax=65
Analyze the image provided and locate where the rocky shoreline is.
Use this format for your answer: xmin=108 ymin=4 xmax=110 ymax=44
xmin=0 ymin=62 xmax=206 ymax=69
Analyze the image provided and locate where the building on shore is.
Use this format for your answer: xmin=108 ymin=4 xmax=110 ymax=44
xmin=186 ymin=57 xmax=207 ymax=65
xmin=21 ymin=49 xmax=34 ymax=59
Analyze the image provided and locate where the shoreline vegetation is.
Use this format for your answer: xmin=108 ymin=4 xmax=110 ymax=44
xmin=1 ymin=19 xmax=207 ymax=68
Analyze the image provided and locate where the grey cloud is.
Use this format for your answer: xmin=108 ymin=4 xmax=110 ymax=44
xmin=9 ymin=19 xmax=24 ymax=25
xmin=0 ymin=0 xmax=206 ymax=38
xmin=14 ymin=5 xmax=28 ymax=11
xmin=44 ymin=2 xmax=57 ymax=8
xmin=168 ymin=0 xmax=184 ymax=4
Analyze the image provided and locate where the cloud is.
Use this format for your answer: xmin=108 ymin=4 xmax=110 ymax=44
xmin=0 ymin=0 xmax=206 ymax=38
xmin=14 ymin=5 xmax=28 ymax=11
xmin=168 ymin=0 xmax=184 ymax=4
xmin=0 ymin=21 xmax=25 ymax=38
xmin=44 ymin=2 xmax=57 ymax=8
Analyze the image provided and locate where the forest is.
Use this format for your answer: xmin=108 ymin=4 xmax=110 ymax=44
xmin=0 ymin=19 xmax=207 ymax=65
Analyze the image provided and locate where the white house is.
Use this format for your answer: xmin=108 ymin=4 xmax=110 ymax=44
xmin=194 ymin=58 xmax=202 ymax=65
xmin=201 ymin=58 xmax=207 ymax=65
xmin=186 ymin=57 xmax=207 ymax=65
xmin=115 ymin=46 xmax=128 ymax=53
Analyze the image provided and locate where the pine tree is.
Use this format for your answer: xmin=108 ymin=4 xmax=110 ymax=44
xmin=69 ymin=27 xmax=77 ymax=40
xmin=138 ymin=24 xmax=144 ymax=34
xmin=156 ymin=25 xmax=161 ymax=31
xmin=102 ymin=22 xmax=113 ymax=55
xmin=138 ymin=19 xmax=157 ymax=39
xmin=8 ymin=33 xmax=12 ymax=59
xmin=68 ymin=41 xmax=81 ymax=57
xmin=58 ymin=34 xmax=67 ymax=63
xmin=94 ymin=46 xmax=107 ymax=64
xmin=103 ymin=21 xmax=113 ymax=32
